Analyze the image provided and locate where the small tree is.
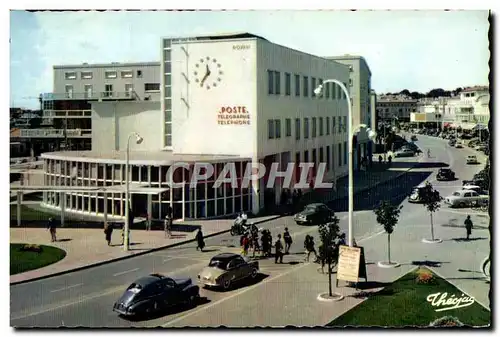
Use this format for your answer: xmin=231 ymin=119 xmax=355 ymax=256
xmin=318 ymin=216 xmax=341 ymax=297
xmin=374 ymin=201 xmax=403 ymax=264
xmin=419 ymin=182 xmax=443 ymax=241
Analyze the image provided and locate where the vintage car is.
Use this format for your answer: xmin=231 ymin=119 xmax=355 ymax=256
xmin=294 ymin=203 xmax=335 ymax=226
xmin=408 ymin=184 xmax=426 ymax=203
xmin=113 ymin=274 xmax=200 ymax=317
xmin=394 ymin=148 xmax=415 ymax=158
xmin=462 ymin=184 xmax=488 ymax=195
xmin=411 ymin=135 xmax=418 ymax=141
xmin=198 ymin=253 xmax=259 ymax=290
xmin=466 ymin=155 xmax=479 ymax=164
xmin=436 ymin=168 xmax=456 ymax=181
xmin=444 ymin=190 xmax=489 ymax=208
xmin=402 ymin=142 xmax=422 ymax=154
xmin=454 ymin=142 xmax=463 ymax=148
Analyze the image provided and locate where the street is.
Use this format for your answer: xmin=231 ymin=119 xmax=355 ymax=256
xmin=10 ymin=135 xmax=490 ymax=327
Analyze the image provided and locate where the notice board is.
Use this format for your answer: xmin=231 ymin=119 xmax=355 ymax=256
xmin=336 ymin=245 xmax=367 ymax=283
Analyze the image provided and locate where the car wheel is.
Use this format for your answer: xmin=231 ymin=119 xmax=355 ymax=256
xmin=230 ymin=227 xmax=237 ymax=236
xmin=459 ymin=202 xmax=466 ymax=208
xmin=223 ymin=279 xmax=231 ymax=290
xmin=250 ymin=268 xmax=258 ymax=279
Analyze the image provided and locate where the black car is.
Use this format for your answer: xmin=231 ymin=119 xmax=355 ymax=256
xmin=436 ymin=168 xmax=456 ymax=181
xmin=411 ymin=135 xmax=418 ymax=141
xmin=402 ymin=142 xmax=421 ymax=154
xmin=294 ymin=203 xmax=335 ymax=226
xmin=113 ymin=273 xmax=200 ymax=317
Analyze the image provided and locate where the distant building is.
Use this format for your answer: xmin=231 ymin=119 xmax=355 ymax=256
xmin=376 ymin=94 xmax=418 ymax=123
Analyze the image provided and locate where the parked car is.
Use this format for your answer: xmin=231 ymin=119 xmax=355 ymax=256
xmin=408 ymin=184 xmax=426 ymax=203
xmin=454 ymin=142 xmax=463 ymax=148
xmin=466 ymin=155 xmax=479 ymax=164
xmin=402 ymin=142 xmax=421 ymax=154
xmin=436 ymin=168 xmax=456 ymax=181
xmin=444 ymin=190 xmax=489 ymax=208
xmin=294 ymin=203 xmax=335 ymax=226
xmin=448 ymin=139 xmax=456 ymax=146
xmin=113 ymin=274 xmax=200 ymax=317
xmin=394 ymin=148 xmax=415 ymax=157
xmin=411 ymin=135 xmax=418 ymax=141
xmin=198 ymin=253 xmax=259 ymax=290
xmin=462 ymin=184 xmax=488 ymax=195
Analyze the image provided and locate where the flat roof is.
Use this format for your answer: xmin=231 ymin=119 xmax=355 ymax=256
xmin=41 ymin=150 xmax=249 ymax=165
xmin=54 ymin=61 xmax=160 ymax=69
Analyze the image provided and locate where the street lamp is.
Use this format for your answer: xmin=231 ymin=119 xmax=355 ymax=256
xmin=124 ymin=132 xmax=144 ymax=251
xmin=315 ymin=80 xmax=376 ymax=247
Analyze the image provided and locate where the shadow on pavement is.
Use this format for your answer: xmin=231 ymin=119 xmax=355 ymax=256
xmin=441 ymin=224 xmax=490 ymax=230
xmin=409 ymin=260 xmax=450 ymax=268
xmin=352 ymin=281 xmax=391 ymax=290
xmin=199 ymin=249 xmax=219 ymax=253
xmin=349 ymin=287 xmax=396 ymax=299
xmin=387 ymin=161 xmax=449 ymax=169
xmin=56 ymin=238 xmax=72 ymax=242
xmin=447 ymin=237 xmax=488 ymax=242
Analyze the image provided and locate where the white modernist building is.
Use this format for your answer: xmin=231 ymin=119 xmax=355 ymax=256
xmin=40 ymin=32 xmax=368 ymax=221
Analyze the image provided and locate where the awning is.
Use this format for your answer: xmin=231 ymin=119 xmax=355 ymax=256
xmin=443 ymin=122 xmax=451 ymax=127
xmin=473 ymin=124 xmax=488 ymax=131
xmin=460 ymin=123 xmax=476 ymax=130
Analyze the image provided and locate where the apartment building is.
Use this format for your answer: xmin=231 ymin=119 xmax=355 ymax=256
xmin=376 ymin=94 xmax=418 ymax=123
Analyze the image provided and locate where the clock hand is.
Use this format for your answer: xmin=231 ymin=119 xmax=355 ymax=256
xmin=200 ymin=73 xmax=209 ymax=87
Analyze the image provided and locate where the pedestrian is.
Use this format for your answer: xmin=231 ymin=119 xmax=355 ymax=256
xmin=121 ymin=225 xmax=131 ymax=246
xmin=283 ymin=227 xmax=293 ymax=254
xmin=274 ymin=234 xmax=284 ymax=264
xmin=196 ymin=228 xmax=205 ymax=251
xmin=47 ymin=217 xmax=57 ymax=242
xmin=304 ymin=235 xmax=318 ymax=262
xmin=164 ymin=215 xmax=172 ymax=238
xmin=464 ymin=215 xmax=473 ymax=240
xmin=104 ymin=223 xmax=113 ymax=246
xmin=261 ymin=230 xmax=271 ymax=257
xmin=241 ymin=233 xmax=250 ymax=256
xmin=292 ymin=190 xmax=299 ymax=212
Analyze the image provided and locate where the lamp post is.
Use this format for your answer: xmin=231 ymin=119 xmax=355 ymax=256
xmin=124 ymin=132 xmax=144 ymax=252
xmin=315 ymin=80 xmax=376 ymax=247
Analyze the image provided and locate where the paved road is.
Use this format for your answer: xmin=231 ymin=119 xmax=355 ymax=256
xmin=11 ymin=134 xmax=489 ymax=327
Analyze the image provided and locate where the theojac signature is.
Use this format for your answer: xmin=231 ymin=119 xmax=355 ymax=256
xmin=426 ymin=292 xmax=475 ymax=312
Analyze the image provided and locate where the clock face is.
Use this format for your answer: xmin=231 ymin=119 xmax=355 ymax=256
xmin=193 ymin=56 xmax=223 ymax=90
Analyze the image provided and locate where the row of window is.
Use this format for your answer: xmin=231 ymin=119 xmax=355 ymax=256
xmin=64 ymin=70 xmax=144 ymax=80
xmin=267 ymin=70 xmax=349 ymax=99
xmin=63 ymin=83 xmax=160 ymax=97
xmin=376 ymin=107 xmax=417 ymax=113
xmin=297 ymin=142 xmax=348 ymax=173
xmin=268 ymin=116 xmax=347 ymax=140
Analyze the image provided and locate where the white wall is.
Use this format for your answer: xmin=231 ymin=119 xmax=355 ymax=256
xmin=91 ymin=101 xmax=162 ymax=152
xmin=171 ymin=39 xmax=257 ymax=157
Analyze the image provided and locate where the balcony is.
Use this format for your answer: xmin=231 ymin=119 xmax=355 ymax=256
xmin=42 ymin=91 xmax=140 ymax=101
xmin=19 ymin=129 xmax=92 ymax=138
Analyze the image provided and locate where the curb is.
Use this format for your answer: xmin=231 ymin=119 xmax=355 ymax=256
xmin=10 ymin=215 xmax=281 ymax=286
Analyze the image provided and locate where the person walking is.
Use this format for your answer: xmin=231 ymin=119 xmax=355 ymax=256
xmin=283 ymin=227 xmax=293 ymax=254
xmin=47 ymin=217 xmax=57 ymax=242
xmin=304 ymin=235 xmax=318 ymax=262
xmin=464 ymin=215 xmax=473 ymax=240
xmin=164 ymin=215 xmax=172 ymax=238
xmin=274 ymin=234 xmax=284 ymax=264
xmin=104 ymin=223 xmax=113 ymax=246
xmin=196 ymin=228 xmax=205 ymax=252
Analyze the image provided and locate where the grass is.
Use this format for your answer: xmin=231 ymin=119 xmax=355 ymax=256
xmin=10 ymin=243 xmax=67 ymax=275
xmin=328 ymin=267 xmax=491 ymax=327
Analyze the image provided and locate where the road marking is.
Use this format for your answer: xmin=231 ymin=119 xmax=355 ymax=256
xmin=160 ymin=261 xmax=310 ymax=327
xmin=10 ymin=262 xmax=208 ymax=321
xmin=49 ymin=283 xmax=83 ymax=293
xmin=112 ymin=268 xmax=139 ymax=277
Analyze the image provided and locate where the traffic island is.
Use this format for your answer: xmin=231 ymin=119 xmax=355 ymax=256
xmin=317 ymin=292 xmax=344 ymax=302
xmin=326 ymin=267 xmax=490 ymax=327
xmin=422 ymin=238 xmax=443 ymax=244
xmin=10 ymin=243 xmax=66 ymax=275
xmin=377 ymin=261 xmax=401 ymax=268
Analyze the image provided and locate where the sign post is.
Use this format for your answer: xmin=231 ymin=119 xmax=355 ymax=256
xmin=336 ymin=245 xmax=367 ymax=288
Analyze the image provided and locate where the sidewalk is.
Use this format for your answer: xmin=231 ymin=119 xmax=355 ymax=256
xmin=10 ymin=214 xmax=279 ymax=284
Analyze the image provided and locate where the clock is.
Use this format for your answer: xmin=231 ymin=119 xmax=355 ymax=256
xmin=193 ymin=56 xmax=223 ymax=90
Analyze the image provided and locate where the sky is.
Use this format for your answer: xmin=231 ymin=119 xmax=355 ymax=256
xmin=9 ymin=10 xmax=490 ymax=109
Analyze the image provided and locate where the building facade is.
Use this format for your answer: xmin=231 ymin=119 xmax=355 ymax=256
xmin=376 ymin=94 xmax=418 ymax=123
xmin=40 ymin=32 xmax=360 ymax=221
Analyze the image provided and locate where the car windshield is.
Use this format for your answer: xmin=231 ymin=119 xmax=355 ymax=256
xmin=304 ymin=205 xmax=317 ymax=212
xmin=452 ymin=192 xmax=461 ymax=196
xmin=208 ymin=258 xmax=229 ymax=270
xmin=126 ymin=283 xmax=142 ymax=294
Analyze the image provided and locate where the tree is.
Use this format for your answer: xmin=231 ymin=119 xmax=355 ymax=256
xmin=318 ymin=216 xmax=341 ymax=297
xmin=374 ymin=201 xmax=403 ymax=264
xmin=399 ymin=89 xmax=410 ymax=96
xmin=419 ymin=182 xmax=443 ymax=241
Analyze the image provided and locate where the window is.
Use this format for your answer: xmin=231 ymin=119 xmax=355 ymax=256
xmin=326 ymin=146 xmax=330 ymax=171
xmin=268 ymin=70 xmax=274 ymax=95
xmin=338 ymin=85 xmax=342 ymax=99
xmin=326 ymin=117 xmax=330 ymax=135
xmin=312 ymin=117 xmax=317 ymax=137
xmin=326 ymin=82 xmax=330 ymax=99
xmin=318 ymin=79 xmax=323 ymax=98
xmin=104 ymin=84 xmax=113 ymax=97
xmin=343 ymin=116 xmax=347 ymax=132
xmin=295 ymin=74 xmax=300 ymax=96
xmin=295 ymin=118 xmax=301 ymax=140
xmin=319 ymin=117 xmax=324 ymax=136
xmin=145 ymin=83 xmax=160 ymax=91
xmin=105 ymin=71 xmax=117 ymax=79
xmin=65 ymin=85 xmax=73 ymax=98
xmin=304 ymin=118 xmax=309 ymax=139
xmin=349 ymin=78 xmax=353 ymax=87
xmin=268 ymin=120 xmax=275 ymax=139
xmin=285 ymin=73 xmax=291 ymax=96
xmin=338 ymin=143 xmax=342 ymax=166
xmin=338 ymin=116 xmax=342 ymax=133
xmin=65 ymin=72 xmax=77 ymax=80
xmin=125 ymin=84 xmax=134 ymax=97
xmin=304 ymin=150 xmax=309 ymax=162
xmin=81 ymin=71 xmax=92 ymax=79
xmin=344 ymin=141 xmax=348 ymax=165
xmin=275 ymin=119 xmax=281 ymax=138
xmin=319 ymin=147 xmax=324 ymax=163
xmin=84 ymin=84 xmax=93 ymax=98
xmin=274 ymin=71 xmax=281 ymax=95
xmin=332 ymin=117 xmax=336 ymax=134
xmin=342 ymin=83 xmax=347 ymax=98
xmin=285 ymin=118 xmax=292 ymax=137
xmin=311 ymin=77 xmax=316 ymax=97
xmin=121 ymin=70 xmax=133 ymax=78
xmin=137 ymin=70 xmax=143 ymax=77
xmin=303 ymin=76 xmax=309 ymax=97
